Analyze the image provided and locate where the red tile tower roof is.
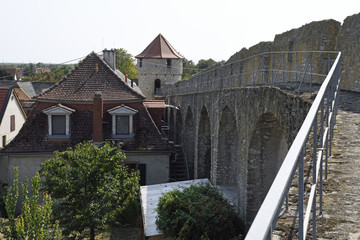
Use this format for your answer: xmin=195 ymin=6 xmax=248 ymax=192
xmin=37 ymin=52 xmax=145 ymax=102
xmin=135 ymin=34 xmax=184 ymax=59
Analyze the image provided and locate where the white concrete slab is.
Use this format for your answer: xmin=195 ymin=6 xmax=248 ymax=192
xmin=140 ymin=179 xmax=210 ymax=237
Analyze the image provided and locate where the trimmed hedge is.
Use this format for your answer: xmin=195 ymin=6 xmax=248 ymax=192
xmin=156 ymin=183 xmax=244 ymax=240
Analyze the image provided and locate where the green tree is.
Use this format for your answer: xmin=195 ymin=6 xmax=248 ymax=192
xmin=116 ymin=48 xmax=138 ymax=79
xmin=40 ymin=141 xmax=140 ymax=240
xmin=182 ymin=59 xmax=199 ymax=80
xmin=0 ymin=69 xmax=14 ymax=80
xmin=22 ymin=65 xmax=73 ymax=82
xmin=197 ymin=58 xmax=217 ymax=70
xmin=0 ymin=167 xmax=61 ymax=240
xmin=156 ymin=183 xmax=244 ymax=240
xmin=23 ymin=63 xmax=35 ymax=77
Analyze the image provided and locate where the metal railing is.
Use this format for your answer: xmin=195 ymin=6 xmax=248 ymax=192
xmin=164 ymin=51 xmax=339 ymax=96
xmin=245 ymin=52 xmax=341 ymax=239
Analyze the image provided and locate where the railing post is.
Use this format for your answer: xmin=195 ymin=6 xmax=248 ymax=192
xmin=312 ymin=116 xmax=318 ymax=240
xmin=310 ymin=52 xmax=313 ymax=92
xmin=319 ymin=98 xmax=325 ymax=214
xmin=299 ymin=145 xmax=305 ymax=240
xmin=295 ymin=52 xmax=298 ymax=89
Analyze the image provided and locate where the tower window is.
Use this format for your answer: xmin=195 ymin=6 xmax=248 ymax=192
xmin=167 ymin=59 xmax=172 ymax=68
xmin=154 ymin=79 xmax=161 ymax=95
xmin=139 ymin=59 xmax=143 ymax=68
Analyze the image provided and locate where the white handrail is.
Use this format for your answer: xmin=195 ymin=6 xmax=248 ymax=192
xmin=245 ymin=52 xmax=341 ymax=239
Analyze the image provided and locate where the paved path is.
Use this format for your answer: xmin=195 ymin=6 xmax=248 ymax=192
xmin=317 ymin=90 xmax=360 ymax=239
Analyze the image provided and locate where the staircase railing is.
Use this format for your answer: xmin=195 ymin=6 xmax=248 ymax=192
xmin=245 ymin=52 xmax=341 ymax=239
xmin=161 ymin=120 xmax=190 ymax=181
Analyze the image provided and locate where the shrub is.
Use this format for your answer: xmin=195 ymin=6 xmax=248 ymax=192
xmin=0 ymin=167 xmax=61 ymax=240
xmin=156 ymin=183 xmax=244 ymax=240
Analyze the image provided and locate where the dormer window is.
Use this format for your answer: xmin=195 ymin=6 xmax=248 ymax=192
xmin=43 ymin=104 xmax=75 ymax=138
xmin=108 ymin=105 xmax=138 ymax=138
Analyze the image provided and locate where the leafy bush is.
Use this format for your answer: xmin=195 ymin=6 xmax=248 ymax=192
xmin=156 ymin=183 xmax=244 ymax=240
xmin=0 ymin=167 xmax=61 ymax=240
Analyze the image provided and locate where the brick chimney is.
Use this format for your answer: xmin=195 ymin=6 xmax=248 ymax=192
xmin=93 ymin=91 xmax=103 ymax=144
xmin=103 ymin=49 xmax=117 ymax=70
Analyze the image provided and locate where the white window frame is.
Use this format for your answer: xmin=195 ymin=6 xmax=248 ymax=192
xmin=43 ymin=105 xmax=75 ymax=138
xmin=108 ymin=105 xmax=137 ymax=138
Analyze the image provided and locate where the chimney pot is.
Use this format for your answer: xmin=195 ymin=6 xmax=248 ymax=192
xmin=103 ymin=49 xmax=117 ymax=70
xmin=125 ymin=74 xmax=128 ymax=83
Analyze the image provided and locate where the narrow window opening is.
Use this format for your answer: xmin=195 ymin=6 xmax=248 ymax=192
xmin=154 ymin=79 xmax=161 ymax=95
xmin=10 ymin=115 xmax=15 ymax=132
xmin=139 ymin=59 xmax=143 ymax=68
xmin=2 ymin=135 xmax=6 ymax=147
xmin=167 ymin=59 xmax=172 ymax=68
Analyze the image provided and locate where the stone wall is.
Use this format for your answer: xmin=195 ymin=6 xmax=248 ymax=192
xmin=166 ymin=86 xmax=310 ymax=224
xmin=336 ymin=13 xmax=360 ymax=91
xmin=164 ymin=13 xmax=360 ymax=94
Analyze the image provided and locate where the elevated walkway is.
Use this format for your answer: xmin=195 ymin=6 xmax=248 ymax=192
xmin=317 ymin=90 xmax=360 ymax=239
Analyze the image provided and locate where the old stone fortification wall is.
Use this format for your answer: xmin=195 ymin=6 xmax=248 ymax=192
xmin=164 ymin=12 xmax=360 ymax=93
xmin=166 ymin=86 xmax=310 ymax=223
xmin=336 ymin=13 xmax=360 ymax=91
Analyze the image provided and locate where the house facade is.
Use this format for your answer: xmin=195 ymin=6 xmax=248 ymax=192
xmin=0 ymin=88 xmax=27 ymax=148
xmin=136 ymin=34 xmax=184 ymax=99
xmin=0 ymin=50 xmax=171 ymax=186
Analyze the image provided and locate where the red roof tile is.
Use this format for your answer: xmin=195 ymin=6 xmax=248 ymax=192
xmin=135 ymin=34 xmax=184 ymax=59
xmin=37 ymin=52 xmax=145 ymax=102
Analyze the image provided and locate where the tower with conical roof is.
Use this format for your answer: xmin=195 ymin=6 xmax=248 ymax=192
xmin=136 ymin=34 xmax=184 ymax=99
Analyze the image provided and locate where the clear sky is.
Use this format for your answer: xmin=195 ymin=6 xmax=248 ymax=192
xmin=1 ymin=0 xmax=359 ymax=64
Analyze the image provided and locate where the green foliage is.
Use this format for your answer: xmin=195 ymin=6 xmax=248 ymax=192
xmin=156 ymin=183 xmax=244 ymax=240
xmin=40 ymin=141 xmax=140 ymax=240
xmin=116 ymin=48 xmax=138 ymax=79
xmin=22 ymin=65 xmax=73 ymax=82
xmin=0 ymin=167 xmax=61 ymax=240
xmin=182 ymin=58 xmax=218 ymax=80
xmin=0 ymin=69 xmax=14 ymax=80
xmin=197 ymin=58 xmax=217 ymax=70
xmin=182 ymin=59 xmax=200 ymax=79
xmin=23 ymin=63 xmax=36 ymax=77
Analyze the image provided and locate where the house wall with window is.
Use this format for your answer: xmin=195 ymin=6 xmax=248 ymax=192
xmin=0 ymin=90 xmax=27 ymax=148
xmin=1 ymin=100 xmax=170 ymax=185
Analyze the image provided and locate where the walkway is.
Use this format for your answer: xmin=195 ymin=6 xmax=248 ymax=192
xmin=317 ymin=90 xmax=360 ymax=239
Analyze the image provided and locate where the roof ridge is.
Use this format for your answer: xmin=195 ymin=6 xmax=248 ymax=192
xmin=97 ymin=53 xmax=146 ymax=100
xmin=135 ymin=34 xmax=184 ymax=59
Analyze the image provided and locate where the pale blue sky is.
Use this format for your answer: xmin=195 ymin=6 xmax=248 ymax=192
xmin=1 ymin=0 xmax=359 ymax=64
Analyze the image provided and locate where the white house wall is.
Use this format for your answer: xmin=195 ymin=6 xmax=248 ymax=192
xmin=0 ymin=91 xmax=26 ymax=147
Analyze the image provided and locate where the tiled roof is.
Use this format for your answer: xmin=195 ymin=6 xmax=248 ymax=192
xmin=1 ymin=102 xmax=171 ymax=154
xmin=18 ymin=82 xmax=55 ymax=98
xmin=135 ymin=34 xmax=184 ymax=59
xmin=144 ymin=100 xmax=166 ymax=109
xmin=37 ymin=52 xmax=145 ymax=102
xmin=0 ymin=88 xmax=11 ymax=124
xmin=14 ymin=87 xmax=31 ymax=101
